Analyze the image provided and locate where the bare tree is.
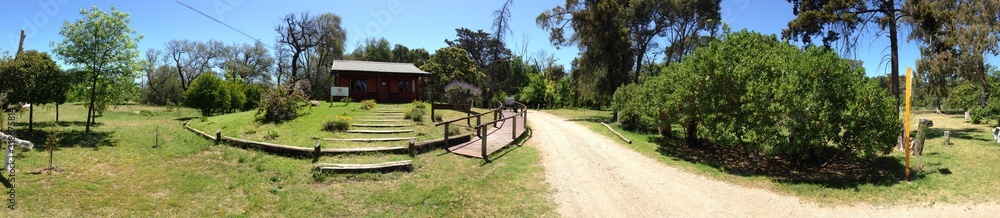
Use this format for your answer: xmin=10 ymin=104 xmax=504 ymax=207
xmin=221 ymin=42 xmax=274 ymax=84
xmin=165 ymin=40 xmax=196 ymax=90
xmin=275 ymin=12 xmax=321 ymax=84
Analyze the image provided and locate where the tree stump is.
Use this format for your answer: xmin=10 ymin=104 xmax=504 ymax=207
xmin=912 ymin=119 xmax=933 ymax=156
xmin=944 ymin=131 xmax=951 ymax=146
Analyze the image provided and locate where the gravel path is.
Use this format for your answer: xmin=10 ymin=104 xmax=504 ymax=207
xmin=526 ymin=110 xmax=1000 ymax=218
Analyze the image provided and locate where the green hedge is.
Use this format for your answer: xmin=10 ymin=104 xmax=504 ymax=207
xmin=613 ymin=30 xmax=900 ymax=161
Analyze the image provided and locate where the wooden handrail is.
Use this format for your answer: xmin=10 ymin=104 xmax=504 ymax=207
xmin=477 ymin=101 xmax=529 ymax=162
xmin=434 ymin=100 xmax=503 ymax=127
xmin=475 ymin=105 xmax=526 ymax=129
xmin=435 ymin=100 xmax=502 ymax=150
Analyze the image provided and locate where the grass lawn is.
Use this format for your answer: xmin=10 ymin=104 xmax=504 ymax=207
xmin=187 ymin=102 xmax=497 ymax=149
xmin=0 ymin=103 xmax=554 ymax=217
xmin=545 ymin=108 xmax=1000 ymax=205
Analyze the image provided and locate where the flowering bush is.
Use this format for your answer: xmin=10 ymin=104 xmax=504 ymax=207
xmin=444 ymin=81 xmax=482 ymax=104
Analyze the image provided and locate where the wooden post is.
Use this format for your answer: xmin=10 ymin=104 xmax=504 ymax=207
xmin=444 ymin=122 xmax=450 ymax=151
xmin=481 ymin=126 xmax=489 ymax=162
xmin=477 ymin=115 xmax=481 ymax=128
xmin=215 ymin=130 xmax=221 ymax=145
xmin=904 ymin=67 xmax=913 ymax=179
xmin=512 ymin=115 xmax=517 ymax=139
xmin=408 ymin=138 xmax=416 ymax=157
xmin=313 ymin=141 xmax=321 ymax=163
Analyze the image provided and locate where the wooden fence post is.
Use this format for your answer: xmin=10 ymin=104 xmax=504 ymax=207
xmin=313 ymin=141 xmax=321 ymax=163
xmin=215 ymin=130 xmax=221 ymax=145
xmin=512 ymin=115 xmax=517 ymax=139
xmin=408 ymin=138 xmax=416 ymax=157
xmin=481 ymin=126 xmax=489 ymax=162
xmin=444 ymin=122 xmax=450 ymax=151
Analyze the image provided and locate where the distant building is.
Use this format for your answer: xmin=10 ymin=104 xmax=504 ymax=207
xmin=330 ymin=60 xmax=430 ymax=103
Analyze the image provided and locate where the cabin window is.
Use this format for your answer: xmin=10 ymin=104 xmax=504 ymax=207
xmin=398 ymin=80 xmax=411 ymax=93
xmin=351 ymin=79 xmax=368 ymax=92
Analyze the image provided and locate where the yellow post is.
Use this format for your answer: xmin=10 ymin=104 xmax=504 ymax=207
xmin=904 ymin=67 xmax=913 ymax=179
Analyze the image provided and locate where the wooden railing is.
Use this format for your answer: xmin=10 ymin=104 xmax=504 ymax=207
xmin=473 ymin=102 xmax=527 ymax=161
xmin=434 ymin=100 xmax=503 ymax=150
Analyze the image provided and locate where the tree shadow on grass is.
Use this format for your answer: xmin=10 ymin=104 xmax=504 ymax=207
xmin=175 ymin=117 xmax=199 ymax=122
xmin=651 ymin=136 xmax=914 ymax=189
xmin=17 ymin=129 xmax=117 ymax=150
xmin=13 ymin=121 xmax=102 ymax=128
xmin=565 ymin=116 xmax=613 ymax=124
xmin=923 ymin=127 xmax=987 ymax=142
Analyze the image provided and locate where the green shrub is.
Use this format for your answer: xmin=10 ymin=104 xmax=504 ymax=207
xmin=340 ymin=97 xmax=353 ymax=104
xmin=433 ymin=113 xmax=443 ymax=122
xmin=612 ymin=83 xmax=652 ymax=132
xmin=323 ymin=115 xmax=351 ymax=131
xmin=224 ymin=81 xmax=246 ymax=113
xmin=360 ymin=99 xmax=377 ymax=110
xmin=264 ymin=130 xmax=279 ymax=140
xmin=947 ymin=83 xmax=980 ymax=112
xmin=184 ymin=73 xmax=226 ymax=116
xmin=617 ymin=30 xmax=900 ymax=163
xmin=412 ymin=100 xmax=427 ymax=109
xmin=257 ymin=84 xmax=307 ymax=123
xmin=447 ymin=125 xmax=462 ymax=135
xmin=139 ymin=110 xmax=155 ymax=116
xmin=405 ymin=108 xmax=425 ymax=122
xmin=242 ymin=84 xmax=264 ymax=111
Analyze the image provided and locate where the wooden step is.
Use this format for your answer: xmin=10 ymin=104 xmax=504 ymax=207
xmin=372 ymin=111 xmax=404 ymax=114
xmin=313 ymin=160 xmax=413 ymax=173
xmin=356 ymin=119 xmax=407 ymax=122
xmin=322 ymin=137 xmax=414 ymax=142
xmin=346 ymin=129 xmax=414 ymax=134
xmin=359 ymin=115 xmax=404 ymax=118
xmin=352 ymin=123 xmax=412 ymax=127
xmin=322 ymin=146 xmax=407 ymax=153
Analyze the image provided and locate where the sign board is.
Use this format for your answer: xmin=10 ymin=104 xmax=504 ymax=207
xmin=331 ymin=86 xmax=349 ymax=97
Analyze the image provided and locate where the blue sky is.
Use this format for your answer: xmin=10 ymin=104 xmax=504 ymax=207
xmin=0 ymin=0 xmax=974 ymax=78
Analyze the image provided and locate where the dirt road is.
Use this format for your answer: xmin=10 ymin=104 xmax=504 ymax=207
xmin=526 ymin=110 xmax=999 ymax=218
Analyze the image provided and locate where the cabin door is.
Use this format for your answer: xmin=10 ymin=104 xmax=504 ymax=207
xmin=378 ymin=77 xmax=389 ymax=103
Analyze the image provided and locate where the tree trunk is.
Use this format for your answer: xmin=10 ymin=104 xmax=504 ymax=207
xmin=686 ymin=119 xmax=699 ymax=147
xmin=888 ymin=0 xmax=900 ymax=109
xmin=86 ymin=71 xmax=99 ymax=134
xmin=48 ymin=139 xmax=54 ymax=169
xmin=935 ymin=95 xmax=942 ymax=114
xmin=29 ymin=104 xmax=33 ymax=132
xmin=56 ymin=104 xmax=60 ymax=122
xmin=17 ymin=30 xmax=26 ymax=54
xmin=634 ymin=52 xmax=644 ymax=83
xmin=980 ymin=64 xmax=989 ymax=107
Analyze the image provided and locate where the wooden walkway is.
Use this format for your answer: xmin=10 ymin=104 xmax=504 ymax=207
xmin=448 ymin=110 xmax=526 ymax=159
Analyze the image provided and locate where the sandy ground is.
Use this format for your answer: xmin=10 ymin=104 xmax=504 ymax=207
xmin=526 ymin=110 xmax=1000 ymax=218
